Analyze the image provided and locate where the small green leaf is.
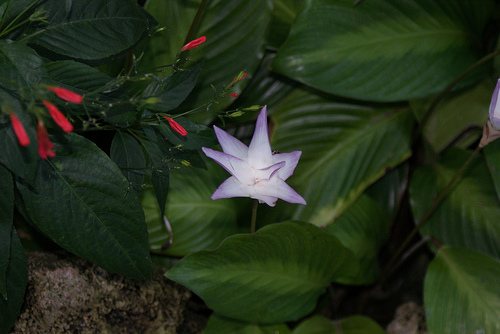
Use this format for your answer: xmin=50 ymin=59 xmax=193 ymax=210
xmin=166 ymin=221 xmax=359 ymax=324
xmin=204 ymin=314 xmax=291 ymax=334
xmin=28 ymin=0 xmax=157 ymax=63
xmin=325 ymin=195 xmax=391 ymax=285
xmin=0 ymin=226 xmax=27 ymax=334
xmin=292 ymin=315 xmax=386 ymax=334
xmin=272 ymin=0 xmax=493 ymax=101
xmin=144 ymin=160 xmax=239 ymax=256
xmin=17 ymin=132 xmax=152 ymax=280
xmin=410 ymin=148 xmax=500 ymax=258
xmin=110 ymin=131 xmax=145 ymax=193
xmin=0 ymin=164 xmax=13 ymax=299
xmin=424 ymin=246 xmax=500 ymax=334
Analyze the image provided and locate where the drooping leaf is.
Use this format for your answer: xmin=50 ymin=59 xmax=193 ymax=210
xmin=272 ymin=0 xmax=493 ymax=102
xmin=110 ymin=131 xmax=145 ymax=193
xmin=204 ymin=314 xmax=291 ymax=334
xmin=166 ymin=221 xmax=359 ymax=324
xmin=0 ymin=164 xmax=13 ymax=299
xmin=410 ymin=148 xmax=500 ymax=259
xmin=424 ymin=246 xmax=500 ymax=334
xmin=16 ymin=132 xmax=152 ymax=280
xmin=27 ymin=0 xmax=158 ymax=63
xmin=269 ymin=90 xmax=414 ymax=226
xmin=325 ymin=195 xmax=391 ymax=285
xmin=0 ymin=226 xmax=27 ymax=334
xmin=292 ymin=315 xmax=386 ymax=334
xmin=144 ymin=159 xmax=239 ymax=256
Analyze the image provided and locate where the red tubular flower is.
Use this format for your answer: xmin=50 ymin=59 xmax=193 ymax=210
xmin=36 ymin=120 xmax=56 ymax=159
xmin=164 ymin=117 xmax=187 ymax=136
xmin=229 ymin=93 xmax=238 ymax=97
xmin=9 ymin=112 xmax=30 ymax=146
xmin=180 ymin=36 xmax=206 ymax=52
xmin=46 ymin=87 xmax=83 ymax=104
xmin=42 ymin=100 xmax=73 ymax=133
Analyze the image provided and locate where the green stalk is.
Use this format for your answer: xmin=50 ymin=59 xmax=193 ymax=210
xmin=250 ymin=199 xmax=258 ymax=234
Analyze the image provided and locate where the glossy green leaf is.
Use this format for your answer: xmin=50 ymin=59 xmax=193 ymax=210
xmin=110 ymin=131 xmax=145 ymax=193
xmin=0 ymin=226 xmax=27 ymax=334
xmin=424 ymin=246 xmax=500 ymax=334
xmin=204 ymin=314 xmax=291 ymax=334
xmin=410 ymin=148 xmax=500 ymax=258
xmin=17 ymin=132 xmax=152 ymax=280
xmin=143 ymin=0 xmax=272 ymax=118
xmin=166 ymin=221 xmax=359 ymax=324
xmin=0 ymin=164 xmax=13 ymax=299
xmin=292 ymin=315 xmax=386 ymax=334
xmin=272 ymin=0 xmax=493 ymax=102
xmin=28 ymin=0 xmax=157 ymax=62
xmin=410 ymin=80 xmax=492 ymax=153
xmin=268 ymin=0 xmax=304 ymax=49
xmin=45 ymin=60 xmax=114 ymax=93
xmin=270 ymin=90 xmax=414 ymax=226
xmin=144 ymin=160 xmax=238 ymax=256
xmin=325 ymin=195 xmax=391 ymax=285
xmin=0 ymin=39 xmax=46 ymax=89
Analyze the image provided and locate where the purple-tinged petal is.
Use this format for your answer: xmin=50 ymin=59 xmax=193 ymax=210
xmin=213 ymin=126 xmax=248 ymax=160
xmin=489 ymin=78 xmax=500 ymax=129
xmin=248 ymin=106 xmax=273 ymax=169
xmin=272 ymin=151 xmax=301 ymax=180
xmin=255 ymin=177 xmax=306 ymax=205
xmin=202 ymin=147 xmax=254 ymax=184
xmin=254 ymin=161 xmax=285 ymax=182
xmin=212 ymin=177 xmax=251 ymax=200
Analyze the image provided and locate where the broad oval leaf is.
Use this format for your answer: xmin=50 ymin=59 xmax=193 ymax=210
xmin=204 ymin=314 xmax=291 ymax=334
xmin=28 ymin=0 xmax=157 ymax=62
xmin=424 ymin=246 xmax=500 ymax=334
xmin=410 ymin=148 xmax=500 ymax=259
xmin=110 ymin=131 xmax=145 ymax=193
xmin=272 ymin=0 xmax=494 ymax=102
xmin=144 ymin=159 xmax=239 ymax=256
xmin=269 ymin=90 xmax=414 ymax=226
xmin=292 ymin=315 xmax=386 ymax=334
xmin=16 ymin=132 xmax=152 ymax=280
xmin=325 ymin=195 xmax=391 ymax=285
xmin=166 ymin=221 xmax=359 ymax=324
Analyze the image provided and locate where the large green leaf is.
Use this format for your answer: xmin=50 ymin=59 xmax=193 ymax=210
xmin=0 ymin=226 xmax=27 ymax=334
xmin=272 ymin=0 xmax=493 ymax=102
xmin=269 ymin=90 xmax=414 ymax=226
xmin=410 ymin=148 xmax=500 ymax=259
xmin=424 ymin=246 xmax=500 ymax=334
xmin=27 ymin=0 xmax=157 ymax=62
xmin=110 ymin=131 xmax=145 ymax=193
xmin=204 ymin=314 xmax=291 ymax=334
xmin=292 ymin=315 xmax=386 ymax=334
xmin=0 ymin=164 xmax=13 ymax=299
xmin=0 ymin=39 xmax=46 ymax=89
xmin=17 ymin=132 xmax=152 ymax=280
xmin=143 ymin=0 xmax=272 ymax=118
xmin=166 ymin=221 xmax=359 ymax=324
xmin=325 ymin=195 xmax=391 ymax=285
xmin=144 ymin=159 xmax=239 ymax=256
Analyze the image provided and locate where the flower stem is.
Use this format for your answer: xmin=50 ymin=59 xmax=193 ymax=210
xmin=250 ymin=199 xmax=259 ymax=234
xmin=381 ymin=144 xmax=482 ymax=282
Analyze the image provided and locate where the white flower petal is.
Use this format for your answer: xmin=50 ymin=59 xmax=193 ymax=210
xmin=272 ymin=151 xmax=301 ymax=180
xmin=202 ymin=147 xmax=254 ymax=184
xmin=212 ymin=176 xmax=251 ymax=200
xmin=255 ymin=177 xmax=306 ymax=205
xmin=489 ymin=78 xmax=500 ymax=129
xmin=213 ymin=126 xmax=248 ymax=160
xmin=248 ymin=106 xmax=273 ymax=169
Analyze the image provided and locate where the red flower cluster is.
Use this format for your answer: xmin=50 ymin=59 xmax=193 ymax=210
xmin=9 ymin=87 xmax=83 ymax=159
xmin=164 ymin=117 xmax=187 ymax=137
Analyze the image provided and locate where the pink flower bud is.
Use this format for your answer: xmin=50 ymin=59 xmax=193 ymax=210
xmin=229 ymin=93 xmax=238 ymax=98
xmin=9 ymin=112 xmax=30 ymax=146
xmin=42 ymin=100 xmax=73 ymax=133
xmin=46 ymin=87 xmax=83 ymax=104
xmin=164 ymin=117 xmax=187 ymax=136
xmin=180 ymin=36 xmax=207 ymax=52
xmin=36 ymin=120 xmax=56 ymax=159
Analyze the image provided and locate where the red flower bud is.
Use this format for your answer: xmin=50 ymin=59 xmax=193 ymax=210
xmin=42 ymin=100 xmax=73 ymax=133
xmin=46 ymin=87 xmax=83 ymax=104
xmin=229 ymin=93 xmax=238 ymax=97
xmin=9 ymin=112 xmax=30 ymax=146
xmin=180 ymin=36 xmax=206 ymax=52
xmin=36 ymin=120 xmax=56 ymax=159
xmin=164 ymin=117 xmax=187 ymax=136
